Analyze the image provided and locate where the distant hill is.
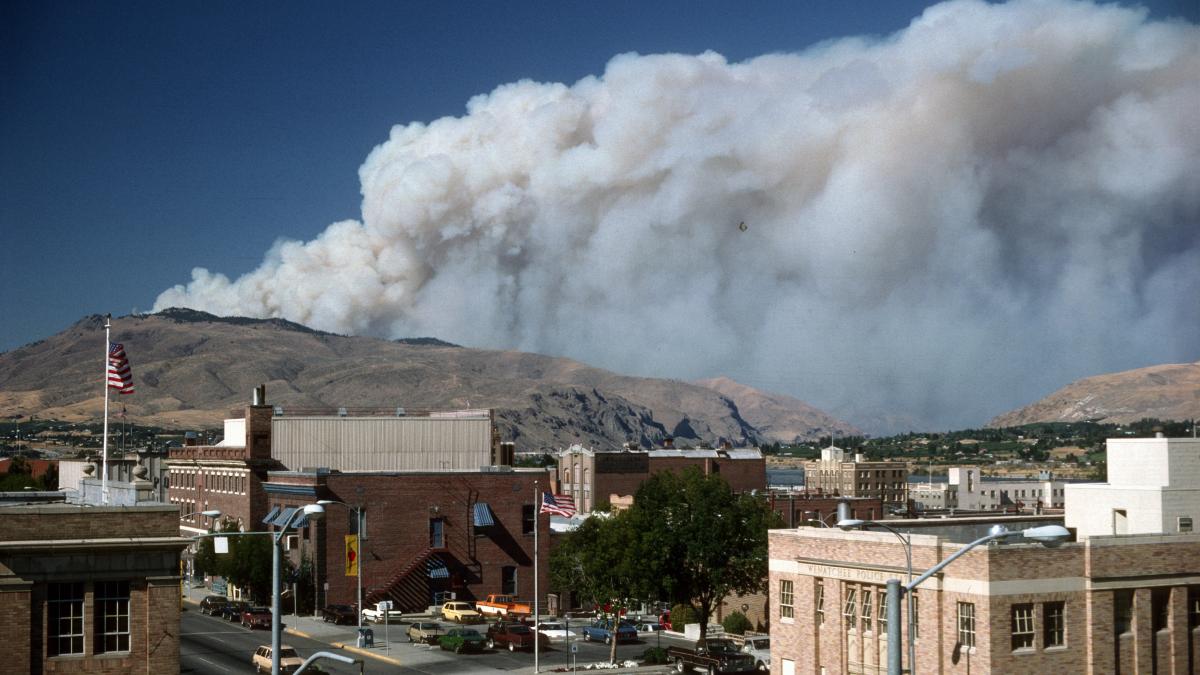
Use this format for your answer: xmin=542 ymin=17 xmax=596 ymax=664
xmin=0 ymin=309 xmax=854 ymax=451
xmin=988 ymin=360 xmax=1200 ymax=427
xmin=693 ymin=377 xmax=861 ymax=442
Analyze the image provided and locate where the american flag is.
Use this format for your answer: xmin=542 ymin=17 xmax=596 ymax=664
xmin=540 ymin=492 xmax=576 ymax=517
xmin=107 ymin=343 xmax=135 ymax=394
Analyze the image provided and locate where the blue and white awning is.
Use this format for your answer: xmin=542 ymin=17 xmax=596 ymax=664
xmin=473 ymin=502 xmax=495 ymax=527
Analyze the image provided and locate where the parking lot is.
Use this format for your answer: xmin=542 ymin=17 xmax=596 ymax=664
xmin=184 ymin=588 xmax=684 ymax=673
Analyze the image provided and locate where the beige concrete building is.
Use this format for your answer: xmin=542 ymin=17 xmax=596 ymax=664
xmin=803 ymin=446 xmax=908 ymax=505
xmin=770 ymin=436 xmax=1200 ymax=675
xmin=909 ymin=467 xmax=1068 ymax=513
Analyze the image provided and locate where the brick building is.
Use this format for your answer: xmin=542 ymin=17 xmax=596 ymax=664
xmin=0 ymin=501 xmax=189 ymax=673
xmin=168 ymin=387 xmax=504 ymax=536
xmin=557 ymin=443 xmax=767 ymax=513
xmin=803 ymin=445 xmax=908 ymax=505
xmin=766 ymin=491 xmax=884 ymax=528
xmin=262 ymin=468 xmax=552 ymax=614
xmin=769 ymin=436 xmax=1200 ymax=675
xmin=169 ymin=397 xmax=276 ymax=537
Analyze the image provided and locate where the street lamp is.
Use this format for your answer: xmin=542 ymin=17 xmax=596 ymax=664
xmin=317 ymin=499 xmax=366 ymax=633
xmin=273 ymin=504 xmax=325 ymax=675
xmin=847 ymin=522 xmax=1071 ymax=675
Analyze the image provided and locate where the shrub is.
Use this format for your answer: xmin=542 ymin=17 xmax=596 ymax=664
xmin=721 ymin=611 xmax=753 ymax=635
xmin=642 ymin=647 xmax=669 ymax=664
xmin=669 ymin=603 xmax=698 ymax=628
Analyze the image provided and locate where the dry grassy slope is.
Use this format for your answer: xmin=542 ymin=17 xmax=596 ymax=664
xmin=0 ymin=309 xmax=851 ymax=450
xmin=694 ymin=376 xmax=862 ymax=442
xmin=988 ymin=360 xmax=1200 ymax=427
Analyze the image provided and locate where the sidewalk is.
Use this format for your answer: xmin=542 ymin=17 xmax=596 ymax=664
xmin=182 ymin=586 xmax=671 ymax=673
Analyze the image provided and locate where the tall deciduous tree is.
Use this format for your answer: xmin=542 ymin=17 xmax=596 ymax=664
xmin=551 ymin=467 xmax=781 ymax=645
xmin=625 ymin=468 xmax=781 ymax=640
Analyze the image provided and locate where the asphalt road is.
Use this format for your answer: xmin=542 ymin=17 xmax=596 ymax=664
xmin=182 ymin=607 xmax=682 ymax=674
xmin=181 ymin=609 xmax=387 ymax=674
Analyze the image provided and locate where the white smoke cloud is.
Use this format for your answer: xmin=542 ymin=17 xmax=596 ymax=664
xmin=154 ymin=0 xmax=1200 ymax=431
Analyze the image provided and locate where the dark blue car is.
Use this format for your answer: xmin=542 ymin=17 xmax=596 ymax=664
xmin=581 ymin=619 xmax=638 ymax=644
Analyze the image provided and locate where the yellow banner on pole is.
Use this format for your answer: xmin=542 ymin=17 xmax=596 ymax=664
xmin=345 ymin=534 xmax=359 ymax=577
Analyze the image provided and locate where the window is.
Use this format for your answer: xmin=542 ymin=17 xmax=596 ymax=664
xmin=815 ymin=579 xmax=825 ymax=625
xmin=878 ymin=591 xmax=887 ymax=632
xmin=502 ymin=566 xmax=517 ymax=595
xmin=861 ymin=589 xmax=873 ymax=632
xmin=522 ymin=504 xmax=535 ymax=534
xmin=1179 ymin=517 xmax=1193 ymax=533
xmin=1044 ymin=601 xmax=1065 ymax=647
xmin=1189 ymin=587 xmax=1200 ymax=629
xmin=844 ymin=588 xmax=858 ymax=632
xmin=47 ymin=582 xmax=85 ymax=656
xmin=779 ymin=579 xmax=794 ymax=619
xmin=96 ymin=581 xmax=130 ymax=653
xmin=1152 ymin=588 xmax=1170 ymax=632
xmin=1114 ymin=590 xmax=1133 ymax=635
xmin=957 ymin=602 xmax=976 ymax=648
xmin=1011 ymin=603 xmax=1034 ymax=650
xmin=429 ymin=518 xmax=444 ymax=549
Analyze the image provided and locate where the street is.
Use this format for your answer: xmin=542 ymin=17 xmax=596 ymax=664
xmin=181 ymin=605 xmax=683 ymax=674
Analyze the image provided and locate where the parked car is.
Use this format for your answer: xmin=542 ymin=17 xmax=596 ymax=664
xmin=635 ymin=620 xmax=663 ymax=633
xmin=441 ymin=601 xmax=482 ymax=623
xmin=438 ymin=627 xmax=487 ymax=653
xmin=581 ymin=619 xmax=638 ymax=644
xmin=199 ymin=595 xmax=228 ymax=616
xmin=667 ymin=638 xmax=757 ymax=674
xmin=321 ymin=604 xmax=358 ymax=625
xmin=535 ymin=621 xmax=577 ymax=642
xmin=252 ymin=644 xmax=304 ymax=674
xmin=362 ymin=601 xmax=404 ymax=623
xmin=407 ymin=621 xmax=444 ymax=644
xmin=222 ymin=601 xmax=249 ymax=622
xmin=241 ymin=606 xmax=273 ymax=629
xmin=740 ymin=635 xmax=770 ymax=672
xmin=486 ymin=622 xmax=549 ymax=651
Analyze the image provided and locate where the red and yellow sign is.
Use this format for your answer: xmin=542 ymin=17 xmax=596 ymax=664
xmin=345 ymin=534 xmax=359 ymax=577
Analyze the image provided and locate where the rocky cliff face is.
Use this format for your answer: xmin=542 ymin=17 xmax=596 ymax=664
xmin=0 ymin=309 xmax=853 ymax=450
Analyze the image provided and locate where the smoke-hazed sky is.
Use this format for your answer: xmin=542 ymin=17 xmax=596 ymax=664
xmin=5 ymin=1 xmax=1197 ymax=433
xmin=152 ymin=0 xmax=1200 ymax=431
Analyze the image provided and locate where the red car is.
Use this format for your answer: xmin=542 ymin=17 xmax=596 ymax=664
xmin=241 ymin=606 xmax=273 ymax=629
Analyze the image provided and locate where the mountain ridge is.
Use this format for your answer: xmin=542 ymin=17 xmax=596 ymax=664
xmin=0 ymin=310 xmax=855 ymax=450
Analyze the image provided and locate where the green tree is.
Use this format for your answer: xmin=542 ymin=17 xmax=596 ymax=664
xmin=623 ymin=468 xmax=781 ymax=640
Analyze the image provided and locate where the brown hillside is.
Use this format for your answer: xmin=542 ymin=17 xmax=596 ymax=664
xmin=0 ymin=309 xmax=852 ymax=451
xmin=988 ymin=361 xmax=1200 ymax=427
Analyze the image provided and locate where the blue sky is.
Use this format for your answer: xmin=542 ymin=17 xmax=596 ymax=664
xmin=3 ymin=1 xmax=1197 ymax=431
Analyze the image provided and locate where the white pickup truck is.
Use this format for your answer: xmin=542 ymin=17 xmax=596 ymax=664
xmin=362 ymin=601 xmax=403 ymax=624
xmin=740 ymin=634 xmax=770 ymax=672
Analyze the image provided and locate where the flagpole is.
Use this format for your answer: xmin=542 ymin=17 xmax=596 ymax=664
xmin=534 ymin=480 xmax=540 ymax=674
xmin=101 ymin=314 xmax=111 ymax=504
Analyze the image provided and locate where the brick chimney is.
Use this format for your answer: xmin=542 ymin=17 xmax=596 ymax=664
xmin=663 ymin=437 xmax=674 ymax=449
xmin=245 ymin=385 xmax=273 ymax=460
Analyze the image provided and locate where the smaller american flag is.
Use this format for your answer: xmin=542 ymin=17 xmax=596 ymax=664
xmin=107 ymin=343 xmax=135 ymax=394
xmin=540 ymin=492 xmax=576 ymax=517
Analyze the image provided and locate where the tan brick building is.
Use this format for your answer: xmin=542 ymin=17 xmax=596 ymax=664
xmin=0 ymin=503 xmax=190 ymax=674
xmin=769 ymin=436 xmax=1200 ymax=675
xmin=802 ymin=446 xmax=907 ymax=506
